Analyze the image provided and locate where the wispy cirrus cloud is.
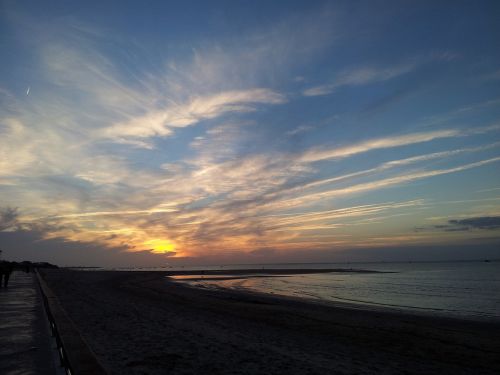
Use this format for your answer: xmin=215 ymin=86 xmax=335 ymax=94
xmin=268 ymin=157 xmax=500 ymax=211
xmin=299 ymin=129 xmax=458 ymax=162
xmin=303 ymin=52 xmax=458 ymax=97
xmin=261 ymin=200 xmax=424 ymax=229
xmin=304 ymin=62 xmax=417 ymax=96
xmin=281 ymin=142 xmax=500 ymax=194
xmin=286 ymin=125 xmax=315 ymax=136
xmin=100 ymin=88 xmax=286 ymax=142
xmin=298 ymin=126 xmax=500 ymax=163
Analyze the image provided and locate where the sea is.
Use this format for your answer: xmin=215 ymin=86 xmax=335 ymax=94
xmin=167 ymin=261 xmax=500 ymax=322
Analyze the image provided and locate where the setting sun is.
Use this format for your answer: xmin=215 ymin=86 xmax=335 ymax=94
xmin=144 ymin=239 xmax=176 ymax=254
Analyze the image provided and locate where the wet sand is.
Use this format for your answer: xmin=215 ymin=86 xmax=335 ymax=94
xmin=40 ymin=270 xmax=500 ymax=375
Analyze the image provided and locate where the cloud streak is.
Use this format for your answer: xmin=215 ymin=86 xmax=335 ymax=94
xmin=304 ymin=62 xmax=417 ymax=96
xmin=100 ymin=89 xmax=286 ymax=142
xmin=264 ymin=156 xmax=500 ymax=211
xmin=298 ymin=126 xmax=500 ymax=163
xmin=300 ymin=129 xmax=459 ymax=163
xmin=303 ymin=52 xmax=458 ymax=97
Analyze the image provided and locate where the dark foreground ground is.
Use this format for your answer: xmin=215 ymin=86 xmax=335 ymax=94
xmin=40 ymin=270 xmax=500 ymax=375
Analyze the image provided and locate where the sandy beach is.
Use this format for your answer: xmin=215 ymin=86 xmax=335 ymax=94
xmin=40 ymin=270 xmax=500 ymax=375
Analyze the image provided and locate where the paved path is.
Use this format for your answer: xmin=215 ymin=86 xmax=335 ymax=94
xmin=0 ymin=271 xmax=58 ymax=375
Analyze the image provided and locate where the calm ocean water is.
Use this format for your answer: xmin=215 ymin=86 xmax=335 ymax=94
xmin=171 ymin=261 xmax=500 ymax=321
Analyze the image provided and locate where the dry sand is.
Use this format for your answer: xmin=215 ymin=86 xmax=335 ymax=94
xmin=40 ymin=270 xmax=500 ymax=375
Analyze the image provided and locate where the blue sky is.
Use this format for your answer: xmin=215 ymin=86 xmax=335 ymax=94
xmin=1 ymin=1 xmax=499 ymax=266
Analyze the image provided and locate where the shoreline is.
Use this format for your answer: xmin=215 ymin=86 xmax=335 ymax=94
xmin=168 ymin=268 xmax=499 ymax=323
xmin=40 ymin=270 xmax=500 ymax=374
xmin=163 ymin=268 xmax=391 ymax=275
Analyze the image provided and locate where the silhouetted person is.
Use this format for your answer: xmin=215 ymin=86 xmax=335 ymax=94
xmin=0 ymin=261 xmax=13 ymax=287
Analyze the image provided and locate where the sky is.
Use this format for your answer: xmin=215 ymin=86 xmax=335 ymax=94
xmin=1 ymin=0 xmax=500 ymax=267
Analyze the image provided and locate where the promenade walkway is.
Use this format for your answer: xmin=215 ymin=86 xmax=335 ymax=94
xmin=0 ymin=271 xmax=58 ymax=375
